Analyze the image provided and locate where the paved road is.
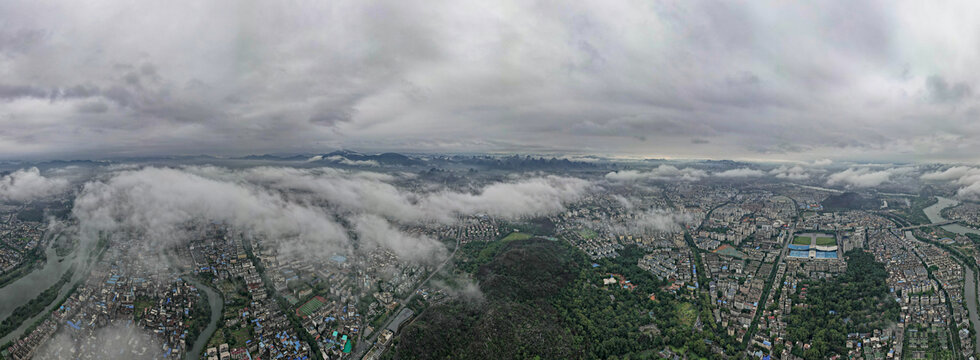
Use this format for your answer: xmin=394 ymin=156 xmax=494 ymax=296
xmin=353 ymin=237 xmax=461 ymax=359
xmin=898 ymin=220 xmax=959 ymax=231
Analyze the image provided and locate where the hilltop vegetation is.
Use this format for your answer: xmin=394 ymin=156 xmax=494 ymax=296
xmin=821 ymin=192 xmax=879 ymax=211
xmin=391 ymin=239 xmax=580 ymax=359
xmin=785 ymin=250 xmax=899 ymax=359
xmin=391 ymin=239 xmax=728 ymax=359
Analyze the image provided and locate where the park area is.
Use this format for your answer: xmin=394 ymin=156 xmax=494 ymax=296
xmin=500 ymin=231 xmax=533 ymax=242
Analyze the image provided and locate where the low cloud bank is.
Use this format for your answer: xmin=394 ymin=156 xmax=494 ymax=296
xmin=631 ymin=209 xmax=695 ymax=233
xmin=36 ymin=323 xmax=162 ymax=360
xmin=431 ymin=275 xmax=484 ymax=303
xmin=325 ymin=155 xmax=380 ymax=167
xmin=609 ymin=208 xmax=695 ymax=234
xmin=0 ymin=167 xmax=69 ymax=202
xmin=606 ymin=165 xmax=786 ymax=183
xmin=605 ymin=165 xmax=708 ymax=182
xmin=826 ymin=167 xmax=912 ymax=188
xmin=922 ymin=166 xmax=980 ymax=200
xmin=69 ymin=166 xmax=593 ymax=264
xmin=714 ymin=168 xmax=765 ymax=178
xmin=73 ymin=167 xmax=351 ymax=260
xmin=770 ymin=165 xmax=809 ymax=180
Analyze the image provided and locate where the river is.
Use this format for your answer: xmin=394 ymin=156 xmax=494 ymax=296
xmin=0 ymin=236 xmax=96 ymax=344
xmin=0 ymin=246 xmax=74 ymax=320
xmin=923 ymin=196 xmax=980 ymax=236
xmin=0 ymin=232 xmax=224 ymax=357
xmin=923 ymin=196 xmax=980 ymax=352
xmin=183 ymin=276 xmax=223 ymax=360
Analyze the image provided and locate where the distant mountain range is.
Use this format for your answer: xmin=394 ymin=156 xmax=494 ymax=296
xmin=234 ymin=151 xmax=606 ymax=170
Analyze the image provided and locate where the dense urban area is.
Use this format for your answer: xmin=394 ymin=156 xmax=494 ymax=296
xmin=3 ymin=153 xmax=980 ymax=360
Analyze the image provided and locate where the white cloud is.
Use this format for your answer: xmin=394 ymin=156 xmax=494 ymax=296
xmin=186 ymin=166 xmax=592 ymax=224
xmin=68 ymin=166 xmax=593 ymax=263
xmin=418 ymin=175 xmax=594 ymax=223
xmin=921 ymin=166 xmax=980 ymax=183
xmin=921 ymin=166 xmax=980 ymax=200
xmin=613 ymin=208 xmax=694 ymax=234
xmin=714 ymin=168 xmax=765 ymax=178
xmin=35 ymin=322 xmax=162 ymax=359
xmin=324 ymin=155 xmax=380 ymax=167
xmin=72 ymin=167 xmax=352 ymax=261
xmin=430 ymin=275 xmax=484 ymax=303
xmin=826 ymin=167 xmax=912 ymax=188
xmin=353 ymin=214 xmax=447 ymax=263
xmin=0 ymin=167 xmax=70 ymax=202
xmin=770 ymin=165 xmax=809 ymax=180
xmin=605 ymin=165 xmax=708 ymax=182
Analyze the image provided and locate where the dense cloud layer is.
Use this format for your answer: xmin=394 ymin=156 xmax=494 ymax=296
xmin=353 ymin=214 xmax=447 ymax=264
xmin=628 ymin=209 xmax=695 ymax=233
xmin=606 ymin=165 xmax=708 ymax=182
xmin=35 ymin=323 xmax=162 ymax=359
xmin=770 ymin=165 xmax=809 ymax=180
xmin=72 ymin=167 xmax=352 ymax=260
xmin=419 ymin=176 xmax=593 ymax=223
xmin=825 ymin=167 xmax=912 ymax=188
xmin=69 ymin=166 xmax=592 ymax=262
xmin=0 ymin=167 xmax=69 ymax=202
xmin=185 ymin=166 xmax=592 ymax=224
xmin=922 ymin=166 xmax=980 ymax=200
xmin=606 ymin=165 xmax=780 ymax=182
xmin=3 ymin=1 xmax=980 ymax=161
xmin=714 ymin=168 xmax=765 ymax=178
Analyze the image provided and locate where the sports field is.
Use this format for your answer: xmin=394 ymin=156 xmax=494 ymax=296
xmin=792 ymin=236 xmax=811 ymax=245
xmin=815 ymin=237 xmax=836 ymax=246
xmin=297 ymin=296 xmax=327 ymax=317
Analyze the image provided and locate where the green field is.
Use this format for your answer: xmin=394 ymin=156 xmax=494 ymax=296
xmin=675 ymin=302 xmax=697 ymax=328
xmin=713 ymin=244 xmax=745 ymax=258
xmin=500 ymin=231 xmax=533 ymax=242
xmin=815 ymin=237 xmax=836 ymax=246
xmin=297 ymin=296 xmax=326 ymax=317
xmin=133 ymin=297 xmax=154 ymax=319
xmin=576 ymin=228 xmax=598 ymax=240
xmin=792 ymin=236 xmax=812 ymax=245
xmin=207 ymin=323 xmax=251 ymax=348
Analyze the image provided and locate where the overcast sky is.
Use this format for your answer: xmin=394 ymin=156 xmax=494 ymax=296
xmin=2 ymin=1 xmax=979 ymax=162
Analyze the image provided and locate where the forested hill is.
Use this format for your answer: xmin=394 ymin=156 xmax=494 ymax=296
xmin=785 ymin=250 xmax=899 ymax=359
xmin=389 ymin=238 xmax=724 ymax=359
xmin=391 ymin=239 xmax=581 ymax=359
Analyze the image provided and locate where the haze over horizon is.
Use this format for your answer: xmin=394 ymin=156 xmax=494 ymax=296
xmin=2 ymin=0 xmax=980 ymax=162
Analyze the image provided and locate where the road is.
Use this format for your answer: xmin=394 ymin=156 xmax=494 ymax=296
xmin=898 ymin=220 xmax=960 ymax=230
xmin=353 ymin=236 xmax=461 ymax=359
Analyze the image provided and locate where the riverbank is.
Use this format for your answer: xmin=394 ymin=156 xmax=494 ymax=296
xmin=923 ymin=197 xmax=980 ymax=353
xmin=0 ymin=248 xmax=45 ymax=289
xmin=0 ymin=246 xmax=75 ymax=321
xmin=183 ymin=276 xmax=223 ymax=360
xmin=0 ymin=266 xmax=73 ymax=339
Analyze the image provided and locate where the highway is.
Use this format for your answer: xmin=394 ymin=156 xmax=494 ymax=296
xmin=353 ymin=236 xmax=461 ymax=359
